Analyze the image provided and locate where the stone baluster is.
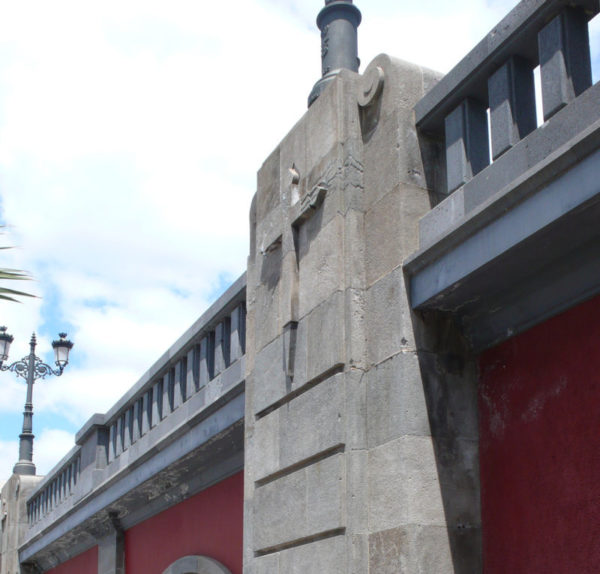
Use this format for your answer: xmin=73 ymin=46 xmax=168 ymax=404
xmin=230 ymin=304 xmax=246 ymax=362
xmin=538 ymin=7 xmax=592 ymax=121
xmin=199 ymin=335 xmax=213 ymax=387
xmin=445 ymin=98 xmax=490 ymax=193
xmin=214 ymin=321 xmax=231 ymax=376
xmin=488 ymin=56 xmax=537 ymax=160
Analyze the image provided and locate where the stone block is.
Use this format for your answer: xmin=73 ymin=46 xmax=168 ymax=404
xmin=367 ymin=352 xmax=430 ymax=449
xmin=306 ymin=290 xmax=345 ymax=382
xmin=366 ymin=266 xmax=415 ymax=366
xmin=252 ymin=335 xmax=287 ymax=416
xmin=306 ymin=78 xmax=341 ymax=170
xmin=347 ymin=533 xmax=369 ymax=574
xmin=257 ymin=146 xmax=281 ymax=222
xmin=363 ymin=107 xmax=427 ymax=208
xmin=279 ymin=252 xmax=299 ymax=327
xmin=253 ymin=453 xmax=345 ymax=551
xmin=254 ymin=243 xmax=283 ymax=352
xmin=252 ymin=373 xmax=344 ymax=481
xmin=368 ymin=526 xmax=410 ymax=574
xmin=298 ymin=214 xmax=344 ymax=318
xmin=368 ymin=524 xmax=461 ymax=573
xmin=365 ymin=183 xmax=429 ymax=286
xmin=343 ymin=209 xmax=366 ymax=291
xmin=343 ymin=288 xmax=368 ymax=372
xmin=256 ymin=205 xmax=284 ymax=258
xmin=278 ymin=533 xmax=347 ymax=574
xmin=306 ymin=454 xmax=346 ymax=534
xmin=255 ymin=554 xmax=280 ymax=574
xmin=253 ymin=468 xmax=307 ymax=551
xmin=251 ymin=408 xmax=281 ymax=481
xmin=279 ymin=115 xmax=308 ymax=212
xmin=368 ymin=436 xmax=445 ymax=532
xmin=345 ymin=450 xmax=368 ymax=533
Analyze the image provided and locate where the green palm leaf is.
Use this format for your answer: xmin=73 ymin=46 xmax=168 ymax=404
xmin=0 ymin=227 xmax=36 ymax=302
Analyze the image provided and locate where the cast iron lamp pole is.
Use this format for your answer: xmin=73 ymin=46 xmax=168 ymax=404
xmin=0 ymin=327 xmax=73 ymax=476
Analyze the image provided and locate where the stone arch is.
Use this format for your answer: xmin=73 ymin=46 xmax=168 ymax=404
xmin=161 ymin=555 xmax=232 ymax=574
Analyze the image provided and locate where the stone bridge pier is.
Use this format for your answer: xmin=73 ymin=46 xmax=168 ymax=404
xmin=243 ymin=53 xmax=481 ymax=573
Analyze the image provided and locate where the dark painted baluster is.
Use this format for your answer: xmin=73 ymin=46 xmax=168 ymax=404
xmin=230 ymin=304 xmax=246 ymax=361
xmin=488 ymin=56 xmax=537 ymax=160
xmin=142 ymin=388 xmax=153 ymax=433
xmin=445 ymin=98 xmax=490 ymax=193
xmin=186 ymin=345 xmax=199 ymax=398
xmin=174 ymin=360 xmax=185 ymax=408
xmin=214 ymin=320 xmax=231 ymax=376
xmin=151 ymin=381 xmax=161 ymax=427
xmin=199 ymin=336 xmax=212 ymax=387
xmin=538 ymin=7 xmax=592 ymax=121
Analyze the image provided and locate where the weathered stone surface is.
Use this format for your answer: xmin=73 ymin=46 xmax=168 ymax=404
xmin=254 ymin=553 xmax=280 ymax=574
xmin=253 ymin=453 xmax=345 ymax=551
xmin=367 ymin=352 xmax=429 ymax=448
xmin=369 ymin=524 xmax=461 ymax=574
xmin=366 ymin=266 xmax=415 ymax=365
xmin=278 ymin=534 xmax=347 ymax=574
xmin=252 ymin=336 xmax=286 ymax=416
xmin=369 ymin=526 xmax=409 ymax=574
xmin=368 ymin=436 xmax=445 ymax=532
xmin=279 ymin=374 xmax=344 ymax=474
xmin=298 ymin=215 xmax=345 ymax=318
xmin=365 ymin=183 xmax=429 ymax=287
xmin=253 ymin=243 xmax=283 ymax=353
xmin=306 ymin=290 xmax=345 ymax=382
xmin=257 ymin=146 xmax=281 ymax=223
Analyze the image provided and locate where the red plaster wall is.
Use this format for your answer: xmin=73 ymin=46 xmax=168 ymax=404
xmin=479 ymin=295 xmax=600 ymax=573
xmin=45 ymin=546 xmax=97 ymax=574
xmin=124 ymin=471 xmax=243 ymax=574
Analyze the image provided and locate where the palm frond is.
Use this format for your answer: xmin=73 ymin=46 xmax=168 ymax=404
xmin=0 ymin=226 xmax=36 ymax=302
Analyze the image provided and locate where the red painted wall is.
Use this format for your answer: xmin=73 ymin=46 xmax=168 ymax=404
xmin=479 ymin=295 xmax=600 ymax=573
xmin=45 ymin=546 xmax=97 ymax=574
xmin=125 ymin=471 xmax=243 ymax=574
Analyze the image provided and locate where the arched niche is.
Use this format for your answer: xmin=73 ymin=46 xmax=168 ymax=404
xmin=161 ymin=555 xmax=232 ymax=574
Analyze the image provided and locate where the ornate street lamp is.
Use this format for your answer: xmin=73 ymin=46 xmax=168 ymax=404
xmin=0 ymin=327 xmax=74 ymax=476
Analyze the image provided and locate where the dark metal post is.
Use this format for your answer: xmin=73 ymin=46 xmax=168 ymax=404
xmin=13 ymin=334 xmax=38 ymax=476
xmin=308 ymin=0 xmax=362 ymax=107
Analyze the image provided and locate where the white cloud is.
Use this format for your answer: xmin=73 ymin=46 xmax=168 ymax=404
xmin=34 ymin=429 xmax=76 ymax=476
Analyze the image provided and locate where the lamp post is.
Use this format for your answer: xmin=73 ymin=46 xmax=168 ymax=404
xmin=0 ymin=327 xmax=73 ymax=476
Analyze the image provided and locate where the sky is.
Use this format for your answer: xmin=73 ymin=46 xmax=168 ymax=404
xmin=0 ymin=0 xmax=598 ymax=479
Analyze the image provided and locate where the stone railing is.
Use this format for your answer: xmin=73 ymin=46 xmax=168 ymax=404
xmin=25 ymin=451 xmax=81 ymax=525
xmin=416 ymin=0 xmax=599 ymax=196
xmin=25 ymin=274 xmax=246 ymax=527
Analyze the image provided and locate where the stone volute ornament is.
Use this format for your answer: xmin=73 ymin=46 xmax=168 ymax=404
xmin=308 ymin=0 xmax=362 ymax=107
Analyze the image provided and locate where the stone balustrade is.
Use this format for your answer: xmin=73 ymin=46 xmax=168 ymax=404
xmin=25 ymin=274 xmax=246 ymax=529
xmin=415 ymin=0 xmax=599 ymax=194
